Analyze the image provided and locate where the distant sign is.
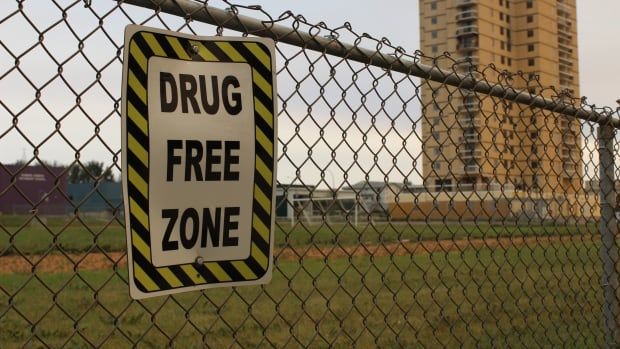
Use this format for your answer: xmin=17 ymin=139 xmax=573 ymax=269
xmin=121 ymin=25 xmax=277 ymax=299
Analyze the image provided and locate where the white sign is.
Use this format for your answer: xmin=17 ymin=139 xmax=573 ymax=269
xmin=148 ymin=57 xmax=255 ymax=266
xmin=121 ymin=25 xmax=277 ymax=299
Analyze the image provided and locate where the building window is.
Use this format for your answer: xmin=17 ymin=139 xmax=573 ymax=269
xmin=499 ymin=12 xmax=504 ymax=20
xmin=432 ymin=131 xmax=440 ymax=140
xmin=501 ymin=41 xmax=505 ymax=50
xmin=435 ymin=178 xmax=452 ymax=192
xmin=432 ymin=45 xmax=438 ymax=54
xmin=463 ymin=96 xmax=476 ymax=105
xmin=501 ymin=56 xmax=505 ymax=64
xmin=531 ymin=161 xmax=539 ymax=169
xmin=499 ymin=0 xmax=503 ymax=5
xmin=528 ymin=58 xmax=535 ymax=66
xmin=507 ymin=43 xmax=512 ymax=52
xmin=508 ymin=58 xmax=512 ymax=66
xmin=528 ymin=44 xmax=535 ymax=52
xmin=529 ymin=87 xmax=536 ymax=94
xmin=527 ymin=15 xmax=534 ymax=23
xmin=433 ymin=162 xmax=442 ymax=171
xmin=532 ymin=177 xmax=540 ymax=189
xmin=430 ymin=1 xmax=437 ymax=10
xmin=506 ymin=14 xmax=510 ymax=23
xmin=530 ymin=131 xmax=539 ymax=139
xmin=526 ymin=0 xmax=533 ymax=9
xmin=431 ymin=30 xmax=438 ymax=39
xmin=431 ymin=16 xmax=437 ymax=25
xmin=527 ymin=29 xmax=534 ymax=37
xmin=506 ymin=0 xmax=510 ymax=8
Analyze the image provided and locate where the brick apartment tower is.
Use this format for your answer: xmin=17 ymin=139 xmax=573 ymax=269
xmin=419 ymin=0 xmax=581 ymax=195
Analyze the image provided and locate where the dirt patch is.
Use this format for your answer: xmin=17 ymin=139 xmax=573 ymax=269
xmin=0 ymin=251 xmax=127 ymax=274
xmin=0 ymin=235 xmax=594 ymax=274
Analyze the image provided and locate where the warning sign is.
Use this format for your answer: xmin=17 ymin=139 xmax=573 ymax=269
xmin=121 ymin=25 xmax=277 ymax=299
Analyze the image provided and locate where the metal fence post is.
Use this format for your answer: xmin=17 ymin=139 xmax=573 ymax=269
xmin=598 ymin=122 xmax=620 ymax=347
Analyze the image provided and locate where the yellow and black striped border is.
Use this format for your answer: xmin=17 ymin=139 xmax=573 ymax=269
xmin=122 ymin=26 xmax=275 ymax=297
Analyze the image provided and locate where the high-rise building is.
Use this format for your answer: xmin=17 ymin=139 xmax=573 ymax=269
xmin=419 ymin=0 xmax=580 ymax=195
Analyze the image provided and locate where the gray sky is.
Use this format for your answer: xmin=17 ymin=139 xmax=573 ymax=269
xmin=240 ymin=0 xmax=620 ymax=107
xmin=0 ymin=0 xmax=617 ymax=186
xmin=575 ymin=1 xmax=620 ymax=108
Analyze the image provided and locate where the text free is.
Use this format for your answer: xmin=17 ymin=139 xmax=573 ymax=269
xmin=167 ymin=139 xmax=240 ymax=182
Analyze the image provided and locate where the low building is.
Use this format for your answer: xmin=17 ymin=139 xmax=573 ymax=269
xmin=388 ymin=184 xmax=600 ymax=222
xmin=67 ymin=181 xmax=122 ymax=214
xmin=275 ymin=184 xmax=314 ymax=223
xmin=348 ymin=181 xmax=423 ymax=213
xmin=0 ymin=164 xmax=68 ymax=215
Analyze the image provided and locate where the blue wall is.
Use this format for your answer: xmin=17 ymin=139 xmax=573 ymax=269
xmin=67 ymin=181 xmax=122 ymax=213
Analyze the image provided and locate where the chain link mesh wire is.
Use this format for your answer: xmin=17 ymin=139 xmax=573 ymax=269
xmin=1 ymin=0 xmax=619 ymax=347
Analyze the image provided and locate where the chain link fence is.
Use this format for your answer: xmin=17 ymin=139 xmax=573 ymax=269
xmin=1 ymin=0 xmax=620 ymax=347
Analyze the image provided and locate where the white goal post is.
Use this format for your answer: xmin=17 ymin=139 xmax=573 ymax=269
xmin=290 ymin=194 xmax=370 ymax=226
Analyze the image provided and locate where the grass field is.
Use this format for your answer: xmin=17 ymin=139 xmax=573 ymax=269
xmin=0 ymin=241 xmax=605 ymax=348
xmin=0 ymin=214 xmax=606 ymax=347
xmin=0 ymin=214 xmax=596 ymax=255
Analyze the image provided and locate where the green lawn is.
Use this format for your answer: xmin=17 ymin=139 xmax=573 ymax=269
xmin=0 ymin=214 xmax=597 ymax=255
xmin=0 ymin=215 xmax=126 ymax=255
xmin=0 ymin=241 xmax=605 ymax=348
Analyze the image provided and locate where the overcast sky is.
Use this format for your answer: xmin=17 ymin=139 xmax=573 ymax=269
xmin=230 ymin=0 xmax=619 ymax=185
xmin=233 ymin=0 xmax=620 ymax=108
xmin=0 ymin=0 xmax=617 ymax=186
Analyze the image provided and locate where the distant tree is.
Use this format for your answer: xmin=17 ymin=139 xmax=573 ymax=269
xmin=68 ymin=164 xmax=81 ymax=183
xmin=68 ymin=161 xmax=114 ymax=183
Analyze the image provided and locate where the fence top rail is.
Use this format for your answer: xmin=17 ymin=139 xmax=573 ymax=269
xmin=120 ymin=0 xmax=619 ymax=128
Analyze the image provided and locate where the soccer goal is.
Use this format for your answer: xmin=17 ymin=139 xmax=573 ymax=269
xmin=290 ymin=194 xmax=370 ymax=226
